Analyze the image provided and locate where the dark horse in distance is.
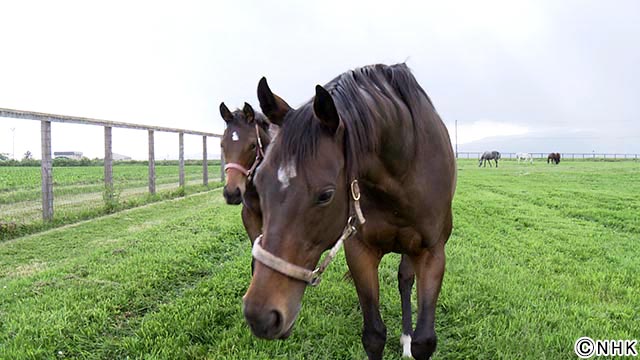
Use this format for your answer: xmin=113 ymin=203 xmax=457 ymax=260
xmin=547 ymin=152 xmax=561 ymax=164
xmin=219 ymin=102 xmax=273 ymax=246
xmin=479 ymin=150 xmax=501 ymax=167
xmin=243 ymin=64 xmax=456 ymax=360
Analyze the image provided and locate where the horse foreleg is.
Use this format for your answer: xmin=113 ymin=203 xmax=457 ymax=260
xmin=345 ymin=236 xmax=386 ymax=360
xmin=398 ymin=254 xmax=415 ymax=358
xmin=410 ymin=242 xmax=445 ymax=360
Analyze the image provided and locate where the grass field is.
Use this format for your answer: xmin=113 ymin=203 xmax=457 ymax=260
xmin=0 ymin=164 xmax=219 ymax=203
xmin=0 ymin=163 xmax=222 ymax=239
xmin=0 ymin=160 xmax=638 ymax=359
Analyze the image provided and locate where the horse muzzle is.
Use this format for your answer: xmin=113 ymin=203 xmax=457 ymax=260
xmin=242 ymin=285 xmax=302 ymax=340
xmin=223 ymin=186 xmax=242 ymax=205
xmin=243 ymin=302 xmax=288 ymax=339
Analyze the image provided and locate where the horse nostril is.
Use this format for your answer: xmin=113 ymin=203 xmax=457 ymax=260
xmin=269 ymin=310 xmax=283 ymax=332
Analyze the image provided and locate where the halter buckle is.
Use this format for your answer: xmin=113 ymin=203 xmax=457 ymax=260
xmin=350 ymin=180 xmax=361 ymax=201
xmin=309 ymin=269 xmax=321 ymax=287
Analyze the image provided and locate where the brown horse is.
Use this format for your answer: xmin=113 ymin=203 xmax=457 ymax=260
xmin=243 ymin=64 xmax=456 ymax=360
xmin=547 ymin=152 xmax=561 ymax=164
xmin=219 ymin=102 xmax=273 ymax=248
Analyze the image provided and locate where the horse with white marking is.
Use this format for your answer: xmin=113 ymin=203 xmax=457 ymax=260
xmin=219 ymin=102 xmax=275 ymax=259
xmin=243 ymin=64 xmax=456 ymax=360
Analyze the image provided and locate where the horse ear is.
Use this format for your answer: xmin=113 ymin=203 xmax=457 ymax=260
xmin=313 ymin=85 xmax=340 ymax=134
xmin=257 ymin=77 xmax=291 ymax=126
xmin=243 ymin=102 xmax=255 ymax=124
xmin=219 ymin=102 xmax=233 ymax=123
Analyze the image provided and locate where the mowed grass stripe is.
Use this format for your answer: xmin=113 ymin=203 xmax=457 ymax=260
xmin=0 ymin=190 xmax=224 ymax=272
xmin=477 ymin=163 xmax=640 ymax=235
xmin=443 ymin=185 xmax=639 ymax=358
xmin=0 ymin=190 xmax=248 ymax=359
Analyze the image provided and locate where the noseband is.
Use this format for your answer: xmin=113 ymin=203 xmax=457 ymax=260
xmin=252 ymin=180 xmax=366 ymax=287
xmin=224 ymin=123 xmax=265 ymax=181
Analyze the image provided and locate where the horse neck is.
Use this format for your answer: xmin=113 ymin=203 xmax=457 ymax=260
xmin=355 ymin=107 xmax=451 ymax=182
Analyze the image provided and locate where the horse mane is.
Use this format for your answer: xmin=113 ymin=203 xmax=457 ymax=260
xmin=274 ymin=63 xmax=436 ymax=179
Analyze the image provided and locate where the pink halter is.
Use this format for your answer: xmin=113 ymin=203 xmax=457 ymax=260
xmin=224 ymin=162 xmax=250 ymax=176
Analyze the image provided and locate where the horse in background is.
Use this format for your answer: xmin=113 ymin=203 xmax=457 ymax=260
xmin=479 ymin=150 xmax=501 ymax=167
xmin=219 ymin=102 xmax=275 ymax=248
xmin=547 ymin=152 xmax=561 ymax=164
xmin=516 ymin=152 xmax=533 ymax=164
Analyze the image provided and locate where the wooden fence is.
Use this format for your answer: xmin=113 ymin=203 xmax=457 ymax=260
xmin=1 ymin=107 xmax=224 ymax=221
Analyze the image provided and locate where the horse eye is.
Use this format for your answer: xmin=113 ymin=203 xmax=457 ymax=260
xmin=250 ymin=143 xmax=256 ymax=150
xmin=316 ymin=189 xmax=335 ymax=205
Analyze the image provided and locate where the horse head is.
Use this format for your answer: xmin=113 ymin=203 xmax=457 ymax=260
xmin=242 ymin=78 xmax=351 ymax=339
xmin=220 ymin=102 xmax=270 ymax=204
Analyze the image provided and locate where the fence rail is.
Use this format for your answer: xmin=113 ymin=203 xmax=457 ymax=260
xmin=457 ymin=152 xmax=640 ymax=160
xmin=1 ymin=107 xmax=224 ymax=222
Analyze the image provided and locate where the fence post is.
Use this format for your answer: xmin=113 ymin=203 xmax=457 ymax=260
xmin=202 ymin=136 xmax=208 ymax=186
xmin=104 ymin=126 xmax=113 ymax=190
xmin=220 ymin=145 xmax=226 ymax=182
xmin=179 ymin=132 xmax=185 ymax=187
xmin=41 ymin=120 xmax=53 ymax=221
xmin=148 ymin=130 xmax=156 ymax=194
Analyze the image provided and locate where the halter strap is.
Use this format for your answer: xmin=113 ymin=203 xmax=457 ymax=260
xmin=224 ymin=163 xmax=249 ymax=176
xmin=251 ymin=180 xmax=365 ymax=287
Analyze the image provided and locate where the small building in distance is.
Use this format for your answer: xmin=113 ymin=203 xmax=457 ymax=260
xmin=54 ymin=151 xmax=83 ymax=160
xmin=113 ymin=153 xmax=132 ymax=161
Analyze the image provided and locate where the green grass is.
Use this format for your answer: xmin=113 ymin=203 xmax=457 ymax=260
xmin=0 ymin=164 xmax=221 ymax=204
xmin=1 ymin=160 xmax=639 ymax=359
xmin=0 ymin=163 xmax=222 ymax=240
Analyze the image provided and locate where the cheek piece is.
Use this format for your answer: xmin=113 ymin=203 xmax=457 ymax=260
xmin=251 ymin=180 xmax=365 ymax=287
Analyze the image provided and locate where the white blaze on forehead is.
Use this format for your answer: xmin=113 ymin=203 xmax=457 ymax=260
xmin=231 ymin=131 xmax=239 ymax=141
xmin=277 ymin=162 xmax=296 ymax=189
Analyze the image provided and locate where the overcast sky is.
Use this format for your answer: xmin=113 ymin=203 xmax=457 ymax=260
xmin=1 ymin=0 xmax=639 ymax=160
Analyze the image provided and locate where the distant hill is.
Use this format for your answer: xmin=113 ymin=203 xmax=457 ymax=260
xmin=458 ymin=132 xmax=639 ymax=154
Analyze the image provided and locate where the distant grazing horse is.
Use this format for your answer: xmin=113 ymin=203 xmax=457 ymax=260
xmin=516 ymin=152 xmax=533 ymax=164
xmin=219 ymin=102 xmax=274 ymax=250
xmin=547 ymin=152 xmax=561 ymax=164
xmin=243 ymin=64 xmax=456 ymax=360
xmin=479 ymin=150 xmax=501 ymax=167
